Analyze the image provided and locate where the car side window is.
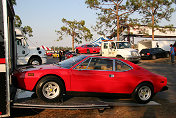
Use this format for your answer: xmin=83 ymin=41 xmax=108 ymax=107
xmin=87 ymin=45 xmax=93 ymax=47
xmin=88 ymin=58 xmax=113 ymax=71
xmin=17 ymin=39 xmax=22 ymax=46
xmin=115 ymin=60 xmax=132 ymax=72
xmin=75 ymin=58 xmax=91 ymax=70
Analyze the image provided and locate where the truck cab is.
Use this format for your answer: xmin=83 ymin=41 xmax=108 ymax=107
xmin=101 ymin=41 xmax=140 ymax=62
xmin=15 ymin=28 xmax=47 ymax=65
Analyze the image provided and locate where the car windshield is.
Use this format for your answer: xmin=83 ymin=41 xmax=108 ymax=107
xmin=56 ymin=55 xmax=87 ymax=69
xmin=116 ymin=42 xmax=131 ymax=49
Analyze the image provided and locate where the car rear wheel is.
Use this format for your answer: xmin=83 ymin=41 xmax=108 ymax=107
xmin=36 ymin=76 xmax=64 ymax=102
xmin=132 ymin=83 xmax=153 ymax=104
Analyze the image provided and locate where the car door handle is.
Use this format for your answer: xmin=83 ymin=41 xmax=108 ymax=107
xmin=109 ymin=74 xmax=114 ymax=78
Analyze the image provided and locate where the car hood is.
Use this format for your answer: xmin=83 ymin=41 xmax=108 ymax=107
xmin=17 ymin=64 xmax=63 ymax=72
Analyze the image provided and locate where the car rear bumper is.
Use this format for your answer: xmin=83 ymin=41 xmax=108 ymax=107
xmin=160 ymin=86 xmax=168 ymax=92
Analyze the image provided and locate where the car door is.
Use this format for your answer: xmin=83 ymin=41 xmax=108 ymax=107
xmin=102 ymin=42 xmax=110 ymax=57
xmin=71 ymin=57 xmax=131 ymax=93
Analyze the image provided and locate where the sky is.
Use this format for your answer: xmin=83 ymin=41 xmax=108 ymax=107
xmin=14 ymin=0 xmax=176 ymax=48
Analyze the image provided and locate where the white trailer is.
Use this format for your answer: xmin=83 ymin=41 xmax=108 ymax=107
xmin=138 ymin=39 xmax=176 ymax=52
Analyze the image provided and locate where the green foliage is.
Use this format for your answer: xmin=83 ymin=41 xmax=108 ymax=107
xmin=56 ymin=18 xmax=93 ymax=50
xmin=138 ymin=0 xmax=175 ymax=40
xmin=22 ymin=26 xmax=33 ymax=37
xmin=14 ymin=15 xmax=33 ymax=38
xmin=51 ymin=46 xmax=72 ymax=51
xmin=85 ymin=0 xmax=141 ymax=40
xmin=11 ymin=0 xmax=16 ymax=5
xmin=15 ymin=15 xmax=22 ymax=27
xmin=139 ymin=0 xmax=175 ymax=24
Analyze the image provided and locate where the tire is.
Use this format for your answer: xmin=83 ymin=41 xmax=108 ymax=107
xmin=152 ymin=55 xmax=156 ymax=60
xmin=132 ymin=83 xmax=154 ymax=104
xmin=87 ymin=49 xmax=90 ymax=54
xmin=116 ymin=55 xmax=124 ymax=59
xmin=36 ymin=76 xmax=64 ymax=102
xmin=76 ymin=49 xmax=79 ymax=54
xmin=28 ymin=58 xmax=42 ymax=65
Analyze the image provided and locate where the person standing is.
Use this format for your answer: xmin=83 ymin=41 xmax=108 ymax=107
xmin=170 ymin=44 xmax=175 ymax=64
xmin=59 ymin=50 xmax=62 ymax=62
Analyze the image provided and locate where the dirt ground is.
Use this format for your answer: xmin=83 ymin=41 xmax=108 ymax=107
xmin=11 ymin=103 xmax=176 ymax=118
xmin=10 ymin=56 xmax=176 ymax=118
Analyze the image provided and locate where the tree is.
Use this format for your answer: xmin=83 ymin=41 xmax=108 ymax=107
xmin=85 ymin=0 xmax=140 ymax=41
xmin=14 ymin=15 xmax=33 ymax=37
xmin=11 ymin=0 xmax=16 ymax=5
xmin=56 ymin=18 xmax=93 ymax=51
xmin=139 ymin=0 xmax=175 ymax=40
xmin=14 ymin=15 xmax=22 ymax=27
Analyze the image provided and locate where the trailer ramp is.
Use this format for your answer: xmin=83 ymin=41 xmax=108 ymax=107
xmin=12 ymin=90 xmax=160 ymax=109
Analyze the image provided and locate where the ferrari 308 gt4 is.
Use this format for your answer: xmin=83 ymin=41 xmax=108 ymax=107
xmin=13 ymin=55 xmax=168 ymax=104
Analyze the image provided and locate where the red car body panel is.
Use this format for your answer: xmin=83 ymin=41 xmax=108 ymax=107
xmin=76 ymin=45 xmax=100 ymax=54
xmin=46 ymin=52 xmax=54 ymax=56
xmin=13 ymin=56 xmax=167 ymax=95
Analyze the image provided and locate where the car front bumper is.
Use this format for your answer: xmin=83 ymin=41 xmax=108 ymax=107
xmin=126 ymin=56 xmax=141 ymax=62
xmin=160 ymin=86 xmax=168 ymax=92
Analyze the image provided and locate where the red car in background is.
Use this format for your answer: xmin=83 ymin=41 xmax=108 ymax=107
xmin=65 ymin=51 xmax=77 ymax=59
xmin=76 ymin=44 xmax=100 ymax=54
xmin=13 ymin=55 xmax=168 ymax=104
xmin=46 ymin=51 xmax=54 ymax=56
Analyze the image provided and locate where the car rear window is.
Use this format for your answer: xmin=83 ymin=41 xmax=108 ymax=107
xmin=141 ymin=49 xmax=150 ymax=53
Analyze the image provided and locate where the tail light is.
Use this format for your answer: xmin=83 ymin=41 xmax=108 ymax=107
xmin=147 ymin=53 xmax=150 ymax=55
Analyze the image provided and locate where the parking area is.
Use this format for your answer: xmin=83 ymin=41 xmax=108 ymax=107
xmin=11 ymin=56 xmax=176 ymax=118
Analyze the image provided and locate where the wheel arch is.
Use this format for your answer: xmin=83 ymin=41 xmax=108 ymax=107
xmin=116 ymin=55 xmax=124 ymax=59
xmin=33 ymin=74 xmax=66 ymax=93
xmin=132 ymin=81 xmax=154 ymax=94
xmin=28 ymin=55 xmax=42 ymax=63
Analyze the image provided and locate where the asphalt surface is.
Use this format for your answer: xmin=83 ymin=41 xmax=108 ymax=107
xmin=11 ymin=56 xmax=176 ymax=118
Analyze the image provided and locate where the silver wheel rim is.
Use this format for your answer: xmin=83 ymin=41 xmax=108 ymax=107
xmin=42 ymin=82 xmax=60 ymax=99
xmin=32 ymin=60 xmax=40 ymax=65
xmin=138 ymin=86 xmax=151 ymax=101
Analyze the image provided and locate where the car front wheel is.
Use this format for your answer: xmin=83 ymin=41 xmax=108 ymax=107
xmin=36 ymin=76 xmax=64 ymax=102
xmin=28 ymin=58 xmax=42 ymax=65
xmin=132 ymin=83 xmax=153 ymax=104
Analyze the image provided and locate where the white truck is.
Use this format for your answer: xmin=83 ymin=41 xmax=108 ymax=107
xmin=101 ymin=41 xmax=140 ymax=62
xmin=15 ymin=28 xmax=47 ymax=65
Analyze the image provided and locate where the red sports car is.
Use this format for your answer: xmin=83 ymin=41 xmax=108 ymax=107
xmin=76 ymin=44 xmax=100 ymax=54
xmin=13 ymin=55 xmax=168 ymax=104
xmin=46 ymin=52 xmax=54 ymax=56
